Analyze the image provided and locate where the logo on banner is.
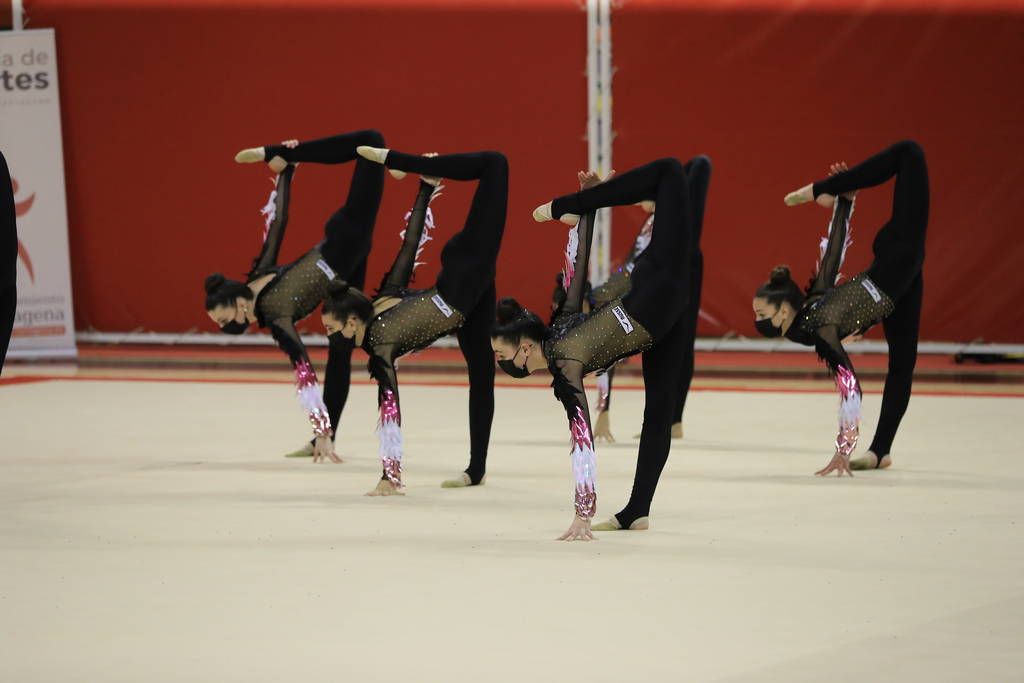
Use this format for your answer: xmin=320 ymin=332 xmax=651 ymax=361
xmin=12 ymin=177 xmax=36 ymax=282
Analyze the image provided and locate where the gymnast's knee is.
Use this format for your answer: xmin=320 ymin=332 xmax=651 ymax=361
xmin=688 ymin=155 xmax=712 ymax=176
xmin=357 ymin=129 xmax=385 ymax=146
xmin=654 ymin=157 xmax=685 ymax=178
xmin=481 ymin=151 xmax=509 ymax=173
xmin=894 ymin=139 xmax=926 ymax=166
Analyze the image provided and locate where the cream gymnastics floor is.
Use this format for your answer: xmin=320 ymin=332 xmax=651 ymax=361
xmin=1 ymin=373 xmax=1021 ymax=682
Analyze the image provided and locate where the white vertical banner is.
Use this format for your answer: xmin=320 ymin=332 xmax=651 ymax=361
xmin=1 ymin=29 xmax=77 ymax=359
xmin=586 ymin=0 xmax=613 ymax=285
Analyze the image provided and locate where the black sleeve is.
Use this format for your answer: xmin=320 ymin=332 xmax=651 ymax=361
xmin=248 ymin=165 xmax=295 ymax=279
xmin=561 ymin=211 xmax=599 ymax=317
xmin=377 ymin=180 xmax=437 ymax=296
xmin=324 ymin=334 xmax=355 ymax=436
xmin=814 ymin=325 xmax=854 ymax=379
xmin=268 ymin=315 xmax=309 ymax=367
xmin=808 ymin=196 xmax=854 ymax=298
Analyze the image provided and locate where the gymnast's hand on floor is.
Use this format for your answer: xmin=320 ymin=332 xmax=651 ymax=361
xmin=312 ymin=435 xmax=343 ymax=464
xmin=558 ymin=515 xmax=596 ymax=541
xmin=815 ymin=451 xmax=853 ymax=477
xmin=594 ymin=411 xmax=615 ymax=443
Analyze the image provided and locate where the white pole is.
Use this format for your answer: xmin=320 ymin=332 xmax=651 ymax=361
xmin=586 ymin=0 xmax=613 ymax=285
xmin=12 ymin=0 xmax=24 ymax=30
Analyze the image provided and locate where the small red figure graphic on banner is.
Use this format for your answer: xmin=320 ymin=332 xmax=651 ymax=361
xmin=12 ymin=177 xmax=35 ymax=283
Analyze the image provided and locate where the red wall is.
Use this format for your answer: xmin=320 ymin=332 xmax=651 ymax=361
xmin=611 ymin=2 xmax=1024 ymax=342
xmin=26 ymin=0 xmax=1024 ymax=342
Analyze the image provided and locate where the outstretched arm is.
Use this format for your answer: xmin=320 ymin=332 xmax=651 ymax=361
xmin=551 ymin=360 xmax=598 ymax=541
xmin=559 ymin=211 xmax=598 ymax=317
xmin=367 ymin=347 xmax=405 ymax=493
xmin=377 ymin=179 xmax=440 ymax=296
xmin=808 ymin=195 xmax=855 ymax=299
xmin=813 ymin=325 xmax=861 ymax=477
xmin=269 ymin=317 xmax=340 ymax=462
xmin=558 ymin=170 xmax=611 ymax=317
xmin=248 ymin=165 xmax=295 ymax=279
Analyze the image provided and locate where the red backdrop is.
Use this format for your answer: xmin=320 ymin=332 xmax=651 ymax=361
xmin=24 ymin=0 xmax=1024 ymax=342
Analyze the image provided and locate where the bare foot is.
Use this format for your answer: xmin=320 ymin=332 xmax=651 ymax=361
xmin=592 ymin=516 xmax=650 ymax=531
xmin=283 ymin=442 xmax=314 ymax=458
xmin=850 ymin=451 xmax=893 ymax=471
xmin=365 ymin=479 xmax=405 ymax=496
xmin=441 ymin=472 xmax=486 ymax=488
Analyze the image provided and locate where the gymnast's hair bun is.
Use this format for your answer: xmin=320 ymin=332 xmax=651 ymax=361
xmin=327 ymin=280 xmax=350 ymax=297
xmin=769 ymin=265 xmax=792 ymax=286
xmin=205 ymin=273 xmax=226 ymax=294
xmin=495 ymin=297 xmax=524 ymax=325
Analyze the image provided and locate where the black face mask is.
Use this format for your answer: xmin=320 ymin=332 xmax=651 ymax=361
xmin=754 ymin=318 xmax=783 ymax=338
xmin=498 ymin=347 xmax=532 ymax=378
xmin=221 ymin=320 xmax=249 ymax=335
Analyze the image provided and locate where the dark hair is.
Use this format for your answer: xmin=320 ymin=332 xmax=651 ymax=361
xmin=322 ymin=280 xmax=374 ymax=322
xmin=754 ymin=265 xmax=805 ymax=310
xmin=204 ymin=273 xmax=253 ymax=311
xmin=491 ymin=297 xmax=548 ymax=345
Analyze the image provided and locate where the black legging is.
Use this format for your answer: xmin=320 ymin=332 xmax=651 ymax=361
xmin=265 ymin=130 xmax=385 ymax=437
xmin=553 ymin=157 xmax=705 ymax=526
xmin=553 ymin=158 xmax=695 ymax=339
xmin=383 ymin=151 xmax=508 ymax=484
xmin=0 ymin=150 xmax=16 ymax=371
xmin=672 ymin=156 xmax=712 ymax=424
xmin=813 ymin=140 xmax=929 ymax=457
xmin=602 ymin=157 xmax=710 ymax=426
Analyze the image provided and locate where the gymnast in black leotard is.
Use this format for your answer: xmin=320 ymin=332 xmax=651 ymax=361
xmin=320 ymin=148 xmax=506 ymax=496
xmin=752 ymin=140 xmax=929 ymax=476
xmin=203 ymin=130 xmax=387 ymax=463
xmin=492 ymin=156 xmax=709 ymax=540
xmin=550 ymin=157 xmax=711 ymax=444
